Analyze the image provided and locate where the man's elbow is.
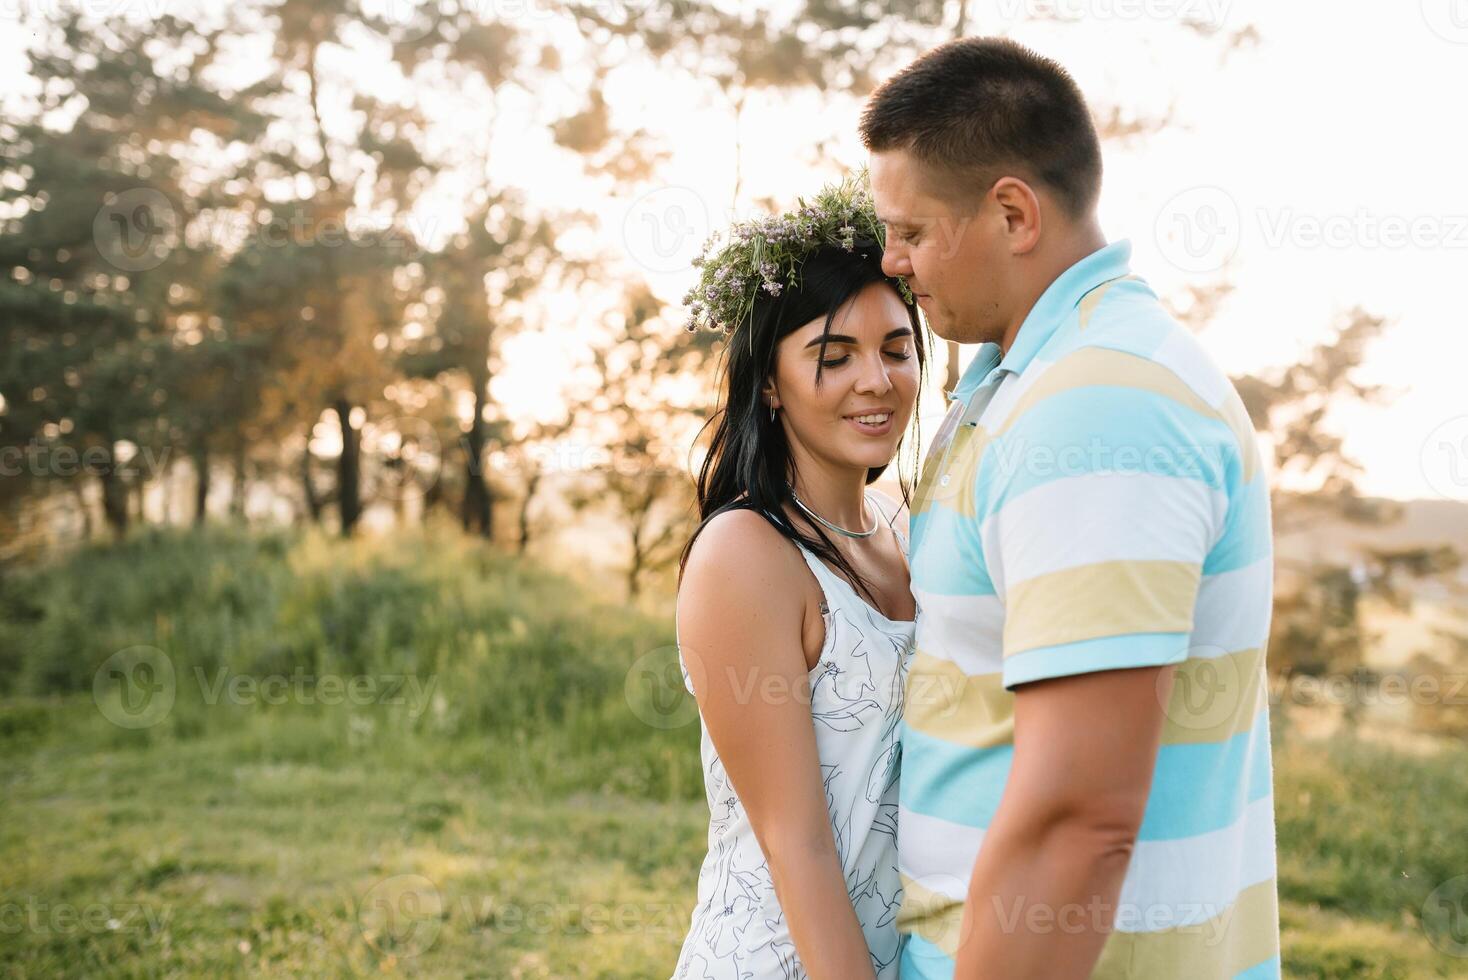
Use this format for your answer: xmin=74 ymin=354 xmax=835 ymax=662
xmin=1024 ymin=791 xmax=1149 ymax=867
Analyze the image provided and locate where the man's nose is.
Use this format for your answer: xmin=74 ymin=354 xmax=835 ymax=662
xmin=881 ymin=246 xmax=912 ymax=280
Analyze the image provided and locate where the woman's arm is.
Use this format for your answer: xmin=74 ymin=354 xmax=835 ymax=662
xmin=678 ymin=510 xmax=878 ymax=980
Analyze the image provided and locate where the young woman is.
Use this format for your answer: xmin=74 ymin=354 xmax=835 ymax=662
xmin=672 ymin=179 xmax=929 ymax=979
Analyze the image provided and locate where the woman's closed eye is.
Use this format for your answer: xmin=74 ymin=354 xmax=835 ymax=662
xmin=820 ymin=348 xmax=912 ymax=368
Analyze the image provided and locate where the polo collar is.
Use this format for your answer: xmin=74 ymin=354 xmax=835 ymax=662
xmin=997 ymin=239 xmax=1134 ymax=378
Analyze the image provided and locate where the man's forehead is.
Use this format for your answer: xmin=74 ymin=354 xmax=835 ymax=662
xmin=869 ymin=154 xmax=935 ymax=223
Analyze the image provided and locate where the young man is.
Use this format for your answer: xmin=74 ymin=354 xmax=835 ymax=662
xmin=862 ymin=38 xmax=1280 ymax=979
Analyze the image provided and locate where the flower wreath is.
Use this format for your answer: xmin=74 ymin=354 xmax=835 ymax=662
xmin=681 ymin=172 xmax=915 ymax=347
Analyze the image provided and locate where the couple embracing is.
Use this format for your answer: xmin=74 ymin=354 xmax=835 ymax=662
xmin=672 ymin=37 xmax=1280 ymax=980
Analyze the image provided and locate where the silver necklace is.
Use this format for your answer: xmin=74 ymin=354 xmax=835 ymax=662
xmin=786 ymin=483 xmax=878 ymax=539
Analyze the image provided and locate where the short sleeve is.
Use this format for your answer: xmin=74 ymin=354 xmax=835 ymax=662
xmin=982 ymin=374 xmax=1226 ymax=689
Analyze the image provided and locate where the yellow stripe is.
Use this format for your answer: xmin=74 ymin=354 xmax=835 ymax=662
xmin=917 ymin=345 xmax=1262 ymax=520
xmin=897 ymin=872 xmax=969 ymax=954
xmin=900 ymin=875 xmax=1279 ymax=975
xmin=1004 ymin=560 xmax=1200 ymax=656
xmin=1100 ymin=877 xmax=1281 ymax=979
xmin=1162 ymin=647 xmax=1269 ymax=745
xmin=903 ymin=654 xmax=1013 ymax=749
xmin=1077 ymin=275 xmax=1140 ymax=329
xmin=904 ymin=647 xmax=1267 ymax=749
xmin=1218 ymin=390 xmax=1262 ymax=483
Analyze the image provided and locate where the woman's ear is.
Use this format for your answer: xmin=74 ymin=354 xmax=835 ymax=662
xmin=761 ymin=378 xmax=780 ymax=410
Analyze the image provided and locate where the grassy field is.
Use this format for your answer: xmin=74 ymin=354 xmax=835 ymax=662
xmin=2 ymin=526 xmax=1466 ymax=977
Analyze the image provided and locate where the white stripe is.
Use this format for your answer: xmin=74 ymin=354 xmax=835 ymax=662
xmin=912 ymin=587 xmax=1004 ymax=675
xmin=897 ymin=794 xmax=1277 ymax=930
xmin=1191 ymin=559 xmax=1275 ymax=655
xmin=1151 ymin=330 xmax=1231 ymax=408
xmin=980 ymin=472 xmax=1225 ymax=588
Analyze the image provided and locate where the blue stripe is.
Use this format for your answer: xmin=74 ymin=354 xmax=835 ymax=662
xmin=899 ymin=724 xmax=1011 ymax=829
xmin=974 ymin=386 xmax=1238 ymax=520
xmin=898 ymin=702 xmax=1274 ymax=841
xmin=1140 ymin=706 xmax=1275 ymax=840
xmin=1233 ymin=954 xmax=1282 ymax=979
xmin=898 ymin=933 xmax=955 ymax=979
xmin=1002 ymin=632 xmax=1192 ymax=688
xmin=1204 ymin=476 xmax=1272 ymax=575
xmin=910 ymin=505 xmax=995 ymax=597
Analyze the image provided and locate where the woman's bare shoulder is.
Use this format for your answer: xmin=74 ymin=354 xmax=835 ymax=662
xmin=681 ymin=508 xmax=806 ymax=603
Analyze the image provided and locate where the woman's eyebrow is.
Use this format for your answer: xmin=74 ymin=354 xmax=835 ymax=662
xmin=804 ymin=327 xmax=914 ymax=349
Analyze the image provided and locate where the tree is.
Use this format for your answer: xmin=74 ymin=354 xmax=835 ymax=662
xmin=564 ymin=283 xmax=717 ymax=599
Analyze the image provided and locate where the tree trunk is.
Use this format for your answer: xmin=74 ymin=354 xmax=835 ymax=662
xmin=193 ymin=444 xmax=211 ymax=527
xmin=229 ymin=440 xmax=247 ymax=521
xmin=334 ymin=399 xmax=361 ymax=536
xmin=461 ymin=386 xmax=492 ymax=538
xmin=72 ymin=482 xmax=93 ymax=539
xmin=99 ymin=446 xmax=129 ymax=536
xmin=517 ymin=466 xmax=541 ymax=556
xmin=301 ymin=443 xmax=322 ymax=524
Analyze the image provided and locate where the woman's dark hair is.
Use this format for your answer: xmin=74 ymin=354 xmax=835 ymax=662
xmin=677 ymin=243 xmax=929 ymax=607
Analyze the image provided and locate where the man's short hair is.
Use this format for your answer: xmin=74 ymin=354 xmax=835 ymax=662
xmin=860 ymin=37 xmax=1102 ymax=218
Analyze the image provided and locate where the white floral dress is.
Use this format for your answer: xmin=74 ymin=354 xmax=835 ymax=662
xmin=673 ymin=499 xmax=916 ymax=979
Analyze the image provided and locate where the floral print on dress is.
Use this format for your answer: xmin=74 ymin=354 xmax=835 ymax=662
xmin=673 ymin=507 xmax=915 ymax=979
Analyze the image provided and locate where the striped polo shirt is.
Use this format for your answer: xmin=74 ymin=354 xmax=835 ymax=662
xmin=897 ymin=240 xmax=1280 ymax=979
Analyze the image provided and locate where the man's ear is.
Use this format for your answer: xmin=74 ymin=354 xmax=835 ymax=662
xmin=991 ymin=176 xmax=1042 ymax=255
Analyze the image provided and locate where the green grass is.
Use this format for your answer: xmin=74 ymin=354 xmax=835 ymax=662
xmin=1 ymin=526 xmax=1465 ymax=977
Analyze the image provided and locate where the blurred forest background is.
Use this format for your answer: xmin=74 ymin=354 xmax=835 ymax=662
xmin=2 ymin=1 xmax=1467 ymax=977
